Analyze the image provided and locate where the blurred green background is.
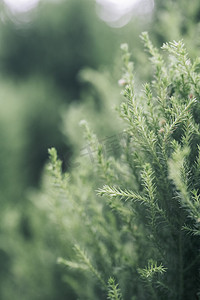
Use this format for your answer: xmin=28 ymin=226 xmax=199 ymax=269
xmin=0 ymin=0 xmax=200 ymax=299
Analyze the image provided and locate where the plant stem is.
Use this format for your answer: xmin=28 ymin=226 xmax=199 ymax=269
xmin=178 ymin=231 xmax=184 ymax=300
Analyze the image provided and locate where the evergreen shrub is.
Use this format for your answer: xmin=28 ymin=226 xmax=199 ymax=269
xmin=40 ymin=33 xmax=200 ymax=299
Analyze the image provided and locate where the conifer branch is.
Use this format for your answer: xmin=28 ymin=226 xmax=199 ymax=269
xmin=74 ymin=244 xmax=107 ymax=289
xmin=48 ymin=147 xmax=69 ymax=190
xmin=162 ymin=41 xmax=200 ymax=90
xmin=168 ymin=145 xmax=200 ymax=220
xmin=138 ymin=260 xmax=167 ymax=300
xmin=107 ymin=278 xmax=123 ymax=300
xmin=163 ymin=97 xmax=196 ymax=144
xmin=57 ymin=257 xmax=88 ymax=270
xmin=182 ymin=225 xmax=200 ymax=236
xmin=138 ymin=260 xmax=167 ymax=282
xmin=140 ymin=32 xmax=168 ymax=99
xmin=97 ymin=182 xmax=170 ymax=232
xmin=97 ymin=185 xmax=145 ymax=203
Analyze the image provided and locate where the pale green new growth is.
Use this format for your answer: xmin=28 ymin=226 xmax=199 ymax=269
xmin=48 ymin=147 xmax=69 ymax=190
xmin=57 ymin=257 xmax=88 ymax=270
xmin=140 ymin=32 xmax=168 ymax=98
xmin=107 ymin=278 xmax=123 ymax=300
xmin=138 ymin=260 xmax=167 ymax=282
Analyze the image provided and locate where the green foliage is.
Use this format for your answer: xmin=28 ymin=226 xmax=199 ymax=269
xmin=0 ymin=78 xmax=70 ymax=300
xmin=38 ymin=33 xmax=200 ymax=300
xmin=138 ymin=260 xmax=167 ymax=282
xmin=2 ymin=1 xmax=200 ymax=299
xmin=107 ymin=277 xmax=123 ymax=300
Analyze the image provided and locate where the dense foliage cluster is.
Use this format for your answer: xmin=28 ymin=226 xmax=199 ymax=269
xmin=42 ymin=34 xmax=200 ymax=299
